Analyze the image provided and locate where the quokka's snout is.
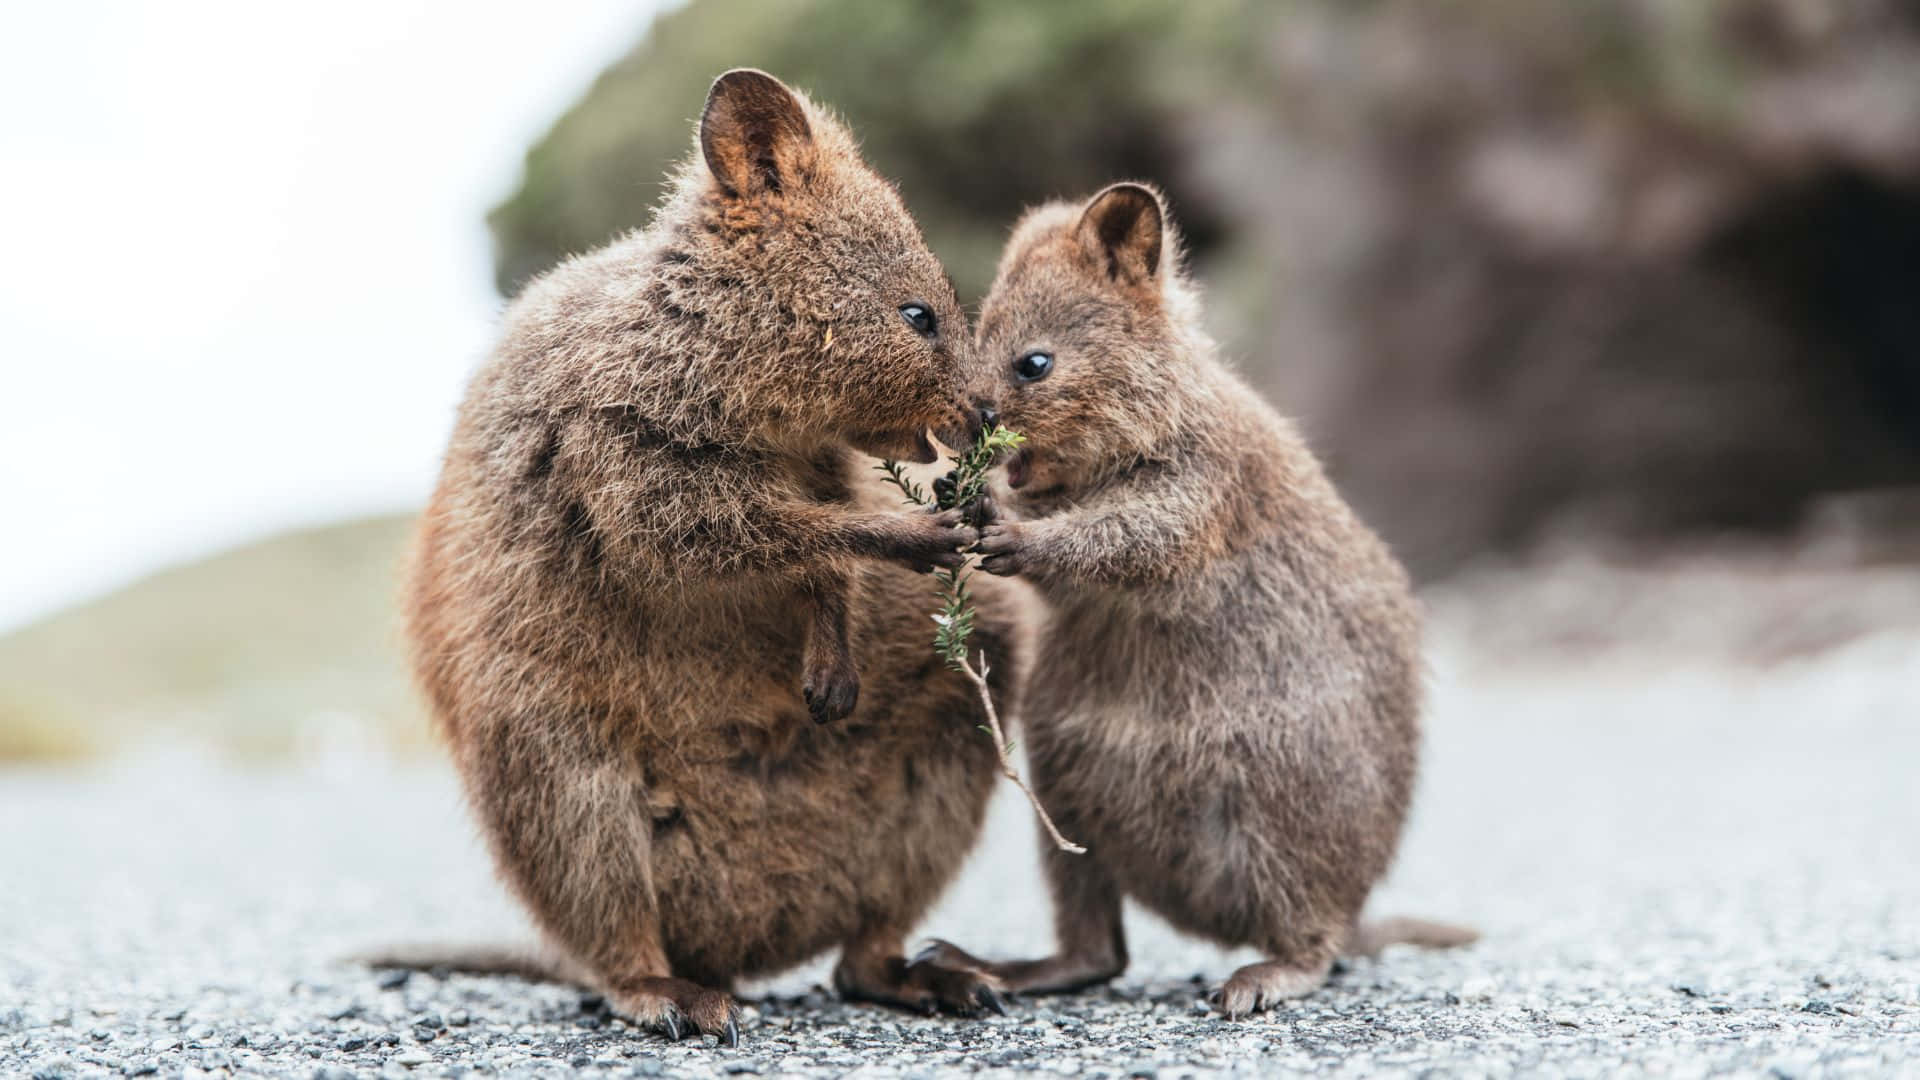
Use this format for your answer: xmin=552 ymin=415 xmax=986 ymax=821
xmin=931 ymin=399 xmax=994 ymax=455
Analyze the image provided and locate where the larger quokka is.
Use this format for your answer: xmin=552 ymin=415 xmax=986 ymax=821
xmin=927 ymin=183 xmax=1475 ymax=1016
xmin=403 ymin=71 xmax=1016 ymax=1043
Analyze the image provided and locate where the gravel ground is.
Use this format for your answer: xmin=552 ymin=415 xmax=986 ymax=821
xmin=5 ymin=559 xmax=1919 ymax=1078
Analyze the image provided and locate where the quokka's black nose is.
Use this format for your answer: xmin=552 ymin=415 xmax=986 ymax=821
xmin=978 ymin=404 xmax=999 ymax=431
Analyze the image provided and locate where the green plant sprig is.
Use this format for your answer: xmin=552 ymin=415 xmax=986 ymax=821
xmin=875 ymin=459 xmax=928 ymax=508
xmin=877 ymin=423 xmax=1024 ymax=670
xmin=877 ymin=425 xmax=1084 ymax=854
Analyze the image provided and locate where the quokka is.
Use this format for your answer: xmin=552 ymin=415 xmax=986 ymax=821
xmin=928 ymin=183 xmax=1475 ymax=1016
xmin=400 ymin=70 xmax=1018 ymax=1043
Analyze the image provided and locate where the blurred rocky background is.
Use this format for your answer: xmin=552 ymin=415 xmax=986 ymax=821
xmin=491 ymin=0 xmax=1920 ymax=576
xmin=5 ymin=0 xmax=1918 ymax=762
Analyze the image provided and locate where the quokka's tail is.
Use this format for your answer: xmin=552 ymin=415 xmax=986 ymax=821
xmin=354 ymin=942 xmax=597 ymax=989
xmin=1344 ymin=916 xmax=1481 ymax=959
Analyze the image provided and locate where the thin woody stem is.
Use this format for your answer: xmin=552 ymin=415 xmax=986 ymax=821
xmin=961 ymin=652 xmax=1085 ymax=855
xmin=880 ymin=426 xmax=1070 ymax=849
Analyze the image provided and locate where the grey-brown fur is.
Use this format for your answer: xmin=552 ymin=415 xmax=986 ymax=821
xmin=404 ymin=70 xmax=1017 ymax=1042
xmin=927 ymin=183 xmax=1473 ymax=1017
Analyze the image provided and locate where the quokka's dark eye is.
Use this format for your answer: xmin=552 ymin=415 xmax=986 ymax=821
xmin=899 ymin=303 xmax=936 ymax=336
xmin=1013 ymin=351 xmax=1054 ymax=382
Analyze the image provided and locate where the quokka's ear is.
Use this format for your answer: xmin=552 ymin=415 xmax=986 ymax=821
xmin=700 ymin=69 xmax=813 ymax=198
xmin=1077 ymin=182 xmax=1165 ymax=286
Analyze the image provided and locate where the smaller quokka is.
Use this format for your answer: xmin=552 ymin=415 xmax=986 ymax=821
xmin=926 ymin=183 xmax=1475 ymax=1016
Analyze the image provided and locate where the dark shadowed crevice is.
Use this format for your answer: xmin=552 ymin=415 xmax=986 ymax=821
xmin=1703 ymin=169 xmax=1920 ymax=456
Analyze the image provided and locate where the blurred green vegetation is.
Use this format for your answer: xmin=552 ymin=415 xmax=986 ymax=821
xmin=0 ymin=516 xmax=430 ymax=763
xmin=489 ymin=0 xmax=1254 ymax=300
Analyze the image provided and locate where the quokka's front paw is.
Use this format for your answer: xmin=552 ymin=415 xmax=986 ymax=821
xmin=961 ymin=491 xmax=1003 ymax=530
xmin=885 ymin=508 xmax=971 ymax=574
xmin=802 ymin=657 xmax=859 ymax=724
xmin=972 ymin=521 xmax=1035 ymax=577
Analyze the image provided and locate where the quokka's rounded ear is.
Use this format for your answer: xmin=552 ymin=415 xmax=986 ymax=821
xmin=1077 ymin=182 xmax=1165 ymax=285
xmin=700 ymin=69 xmax=814 ymax=198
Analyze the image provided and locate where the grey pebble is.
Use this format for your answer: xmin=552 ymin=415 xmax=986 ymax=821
xmin=375 ymin=970 xmax=410 ymax=991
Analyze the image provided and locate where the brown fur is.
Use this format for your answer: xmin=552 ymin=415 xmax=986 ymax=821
xmin=403 ymin=71 xmax=1016 ymax=1041
xmin=925 ymin=183 xmax=1474 ymax=1017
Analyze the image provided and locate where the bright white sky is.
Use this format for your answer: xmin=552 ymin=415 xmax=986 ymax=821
xmin=0 ymin=1 xmax=667 ymax=631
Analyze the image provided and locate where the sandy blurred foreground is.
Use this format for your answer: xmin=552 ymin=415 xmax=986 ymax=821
xmin=0 ymin=516 xmax=424 ymax=764
xmin=2 ymin=541 xmax=1916 ymax=1075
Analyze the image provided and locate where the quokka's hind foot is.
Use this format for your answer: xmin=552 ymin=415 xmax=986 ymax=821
xmin=918 ymin=830 xmax=1130 ymax=998
xmin=834 ymin=947 xmax=1007 ymax=1017
xmin=1213 ymin=956 xmax=1333 ymax=1019
xmin=915 ymin=939 xmax=1124 ymax=996
xmin=610 ymin=977 xmax=740 ymax=1046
